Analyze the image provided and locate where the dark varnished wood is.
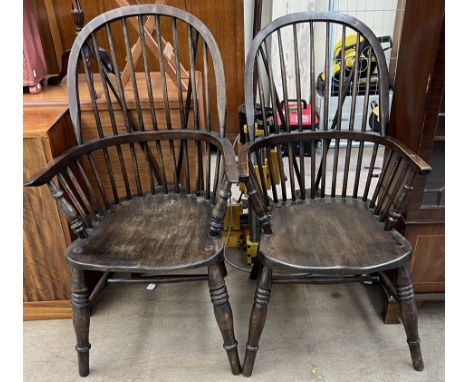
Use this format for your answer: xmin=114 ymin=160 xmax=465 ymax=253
xmin=71 ymin=268 xmax=91 ymax=377
xmin=243 ymin=265 xmax=272 ymax=377
xmin=67 ymin=193 xmax=224 ymax=272
xmin=208 ymin=262 xmax=242 ymax=375
xmin=259 ymin=198 xmax=411 ymax=274
xmin=241 ymin=11 xmax=430 ymax=376
xmin=25 ymin=130 xmax=238 ymax=187
xmin=24 ymin=5 xmax=240 ymax=377
xmin=396 ymin=265 xmax=424 ymax=371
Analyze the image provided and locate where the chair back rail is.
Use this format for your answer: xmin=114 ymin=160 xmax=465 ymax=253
xmin=25 ymin=130 xmax=238 ymax=238
xmin=239 ymin=130 xmax=430 ymax=232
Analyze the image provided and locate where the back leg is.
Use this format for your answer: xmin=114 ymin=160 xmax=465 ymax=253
xmin=396 ymin=265 xmax=424 ymax=371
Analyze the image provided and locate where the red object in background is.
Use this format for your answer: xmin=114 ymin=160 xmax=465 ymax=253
xmin=268 ymin=99 xmax=319 ymax=129
xmin=23 ymin=0 xmax=47 ymax=94
xmin=285 ymin=101 xmax=319 ymax=126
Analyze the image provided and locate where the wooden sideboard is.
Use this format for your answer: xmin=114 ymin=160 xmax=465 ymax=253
xmin=382 ymin=0 xmax=445 ymax=323
xmin=23 ymin=105 xmax=76 ymax=320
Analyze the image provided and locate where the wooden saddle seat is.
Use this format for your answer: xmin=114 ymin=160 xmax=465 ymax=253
xmin=259 ymin=197 xmax=411 ymax=274
xmin=67 ymin=193 xmax=224 ymax=272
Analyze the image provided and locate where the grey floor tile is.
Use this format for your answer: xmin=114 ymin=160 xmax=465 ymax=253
xmin=23 ymin=269 xmax=444 ymax=382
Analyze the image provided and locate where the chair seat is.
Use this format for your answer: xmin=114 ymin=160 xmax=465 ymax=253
xmin=66 ymin=193 xmax=224 ymax=272
xmin=259 ymin=197 xmax=412 ymax=274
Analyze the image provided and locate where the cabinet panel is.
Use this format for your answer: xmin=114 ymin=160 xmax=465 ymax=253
xmin=23 ymin=137 xmax=71 ymax=302
xmin=23 ymin=107 xmax=77 ymax=319
xmin=406 ymin=223 xmax=445 ymax=293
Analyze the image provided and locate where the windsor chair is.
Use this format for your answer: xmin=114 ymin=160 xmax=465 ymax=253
xmin=24 ymin=5 xmax=242 ymax=376
xmin=239 ymin=12 xmax=431 ymax=376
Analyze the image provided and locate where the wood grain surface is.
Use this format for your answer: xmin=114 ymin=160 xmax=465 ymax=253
xmin=31 ymin=0 xmax=244 ymax=138
xmin=23 ymin=107 xmax=74 ymax=302
xmin=259 ymin=197 xmax=411 ymax=273
xmin=66 ymin=193 xmax=224 ymax=272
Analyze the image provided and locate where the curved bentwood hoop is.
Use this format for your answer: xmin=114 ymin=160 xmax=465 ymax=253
xmin=67 ymin=4 xmax=227 ymax=143
xmin=245 ymin=11 xmax=390 ymax=142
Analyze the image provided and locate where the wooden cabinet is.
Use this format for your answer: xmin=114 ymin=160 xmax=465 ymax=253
xmin=383 ymin=0 xmax=445 ymax=323
xmin=31 ymin=0 xmax=244 ymax=139
xmin=23 ymin=106 xmax=76 ymax=320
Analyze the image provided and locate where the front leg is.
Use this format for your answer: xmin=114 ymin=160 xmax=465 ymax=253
xmin=243 ymin=264 xmax=272 ymax=377
xmin=208 ymin=262 xmax=242 ymax=375
xmin=71 ymin=267 xmax=91 ymax=377
xmin=397 ymin=265 xmax=424 ymax=371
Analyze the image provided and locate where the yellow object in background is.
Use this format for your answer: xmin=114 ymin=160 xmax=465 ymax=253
xmin=243 ymin=123 xmax=265 ymax=138
xmin=239 ymin=163 xmax=271 ymax=194
xmin=320 ymin=33 xmax=367 ymax=82
xmin=245 ymin=233 xmax=259 ymax=265
xmin=223 ymin=203 xmax=243 ymax=231
xmin=269 ymin=148 xmax=281 ymax=185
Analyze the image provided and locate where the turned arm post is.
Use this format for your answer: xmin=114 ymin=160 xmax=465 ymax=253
xmin=210 ymin=177 xmax=232 ymax=236
xmin=238 ymin=143 xmax=272 ymax=235
xmin=242 ymin=176 xmax=272 ymax=235
xmin=48 ymin=181 xmax=88 ymax=239
xmin=384 ymin=171 xmax=417 ymax=231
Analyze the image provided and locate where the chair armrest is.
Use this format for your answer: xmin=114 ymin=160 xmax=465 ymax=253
xmin=24 ymin=145 xmax=81 ymax=187
xmin=237 ymin=142 xmax=251 ymax=182
xmin=236 ymin=141 xmax=272 ymax=234
xmin=218 ymin=137 xmax=240 ymax=184
xmin=24 ymin=129 xmax=240 ymax=187
xmin=386 ymin=136 xmax=432 ymax=175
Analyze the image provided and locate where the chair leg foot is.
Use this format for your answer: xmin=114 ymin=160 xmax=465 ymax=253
xmin=397 ymin=265 xmax=424 ymax=371
xmin=208 ymin=262 xmax=242 ymax=375
xmin=71 ymin=268 xmax=91 ymax=377
xmin=243 ymin=265 xmax=272 ymax=377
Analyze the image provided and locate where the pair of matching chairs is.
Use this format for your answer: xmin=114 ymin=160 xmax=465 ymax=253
xmin=25 ymin=5 xmax=430 ymax=378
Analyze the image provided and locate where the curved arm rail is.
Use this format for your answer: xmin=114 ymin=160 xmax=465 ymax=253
xmin=24 ymin=129 xmax=239 ymax=187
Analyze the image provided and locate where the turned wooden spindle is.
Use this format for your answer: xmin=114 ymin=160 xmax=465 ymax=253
xmin=384 ymin=172 xmax=417 ymax=231
xmin=396 ymin=265 xmax=424 ymax=371
xmin=71 ymin=0 xmax=84 ymax=33
xmin=210 ymin=177 xmax=231 ymax=236
xmin=71 ymin=268 xmax=91 ymax=377
xmin=208 ymin=262 xmax=242 ymax=375
xmin=242 ymin=176 xmax=272 ymax=235
xmin=48 ymin=181 xmax=87 ymax=239
xmin=243 ymin=265 xmax=272 ymax=377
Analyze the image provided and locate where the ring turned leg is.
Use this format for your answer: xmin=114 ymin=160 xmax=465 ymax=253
xmin=243 ymin=265 xmax=272 ymax=377
xmin=71 ymin=268 xmax=91 ymax=377
xmin=397 ymin=265 xmax=424 ymax=371
xmin=208 ymin=262 xmax=242 ymax=375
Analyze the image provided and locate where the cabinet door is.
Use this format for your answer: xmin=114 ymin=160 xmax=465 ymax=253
xmin=23 ymin=136 xmax=71 ymax=302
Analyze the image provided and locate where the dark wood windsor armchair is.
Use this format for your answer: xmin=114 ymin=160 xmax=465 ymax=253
xmin=239 ymin=12 xmax=431 ymax=376
xmin=24 ymin=5 xmax=242 ymax=376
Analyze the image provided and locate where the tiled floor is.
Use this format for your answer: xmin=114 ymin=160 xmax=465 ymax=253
xmin=24 ymin=259 xmax=444 ymax=382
